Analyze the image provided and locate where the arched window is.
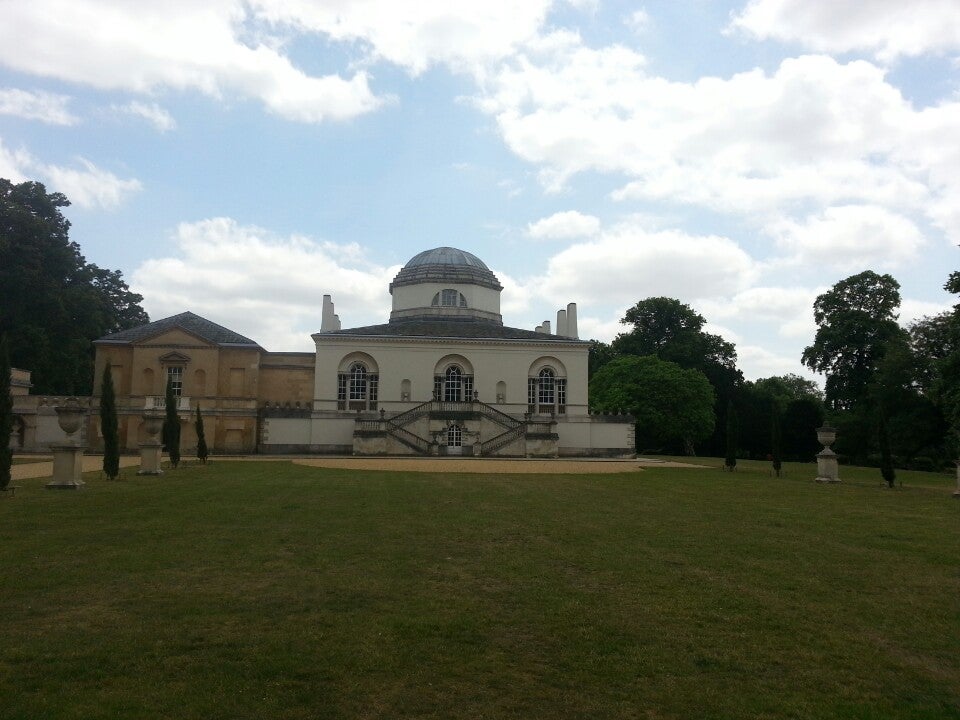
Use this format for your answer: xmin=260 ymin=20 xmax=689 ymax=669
xmin=528 ymin=366 xmax=567 ymax=414
xmin=445 ymin=366 xmax=462 ymax=402
xmin=349 ymin=363 xmax=367 ymax=400
xmin=431 ymin=289 xmax=468 ymax=307
xmin=538 ymin=368 xmax=555 ymax=405
xmin=337 ymin=361 xmax=378 ymax=411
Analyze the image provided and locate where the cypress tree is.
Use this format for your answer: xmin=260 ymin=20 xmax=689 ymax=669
xmin=162 ymin=377 xmax=181 ymax=468
xmin=0 ymin=336 xmax=13 ymax=491
xmin=724 ymin=399 xmax=738 ymax=471
xmin=771 ymin=403 xmax=783 ymax=478
xmin=195 ymin=404 xmax=208 ymax=464
xmin=99 ymin=364 xmax=120 ymax=480
xmin=879 ymin=406 xmax=896 ymax=488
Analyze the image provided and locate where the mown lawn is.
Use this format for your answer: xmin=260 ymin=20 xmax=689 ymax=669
xmin=1 ymin=459 xmax=958 ymax=719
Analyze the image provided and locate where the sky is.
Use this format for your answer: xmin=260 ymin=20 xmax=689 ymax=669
xmin=1 ymin=0 xmax=959 ymax=382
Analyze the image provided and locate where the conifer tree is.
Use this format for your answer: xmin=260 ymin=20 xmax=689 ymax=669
xmin=0 ymin=336 xmax=13 ymax=491
xmin=162 ymin=377 xmax=180 ymax=468
xmin=879 ymin=407 xmax=896 ymax=488
xmin=99 ymin=364 xmax=120 ymax=479
xmin=724 ymin=400 xmax=738 ymax=471
xmin=771 ymin=404 xmax=783 ymax=478
xmin=195 ymin=404 xmax=208 ymax=464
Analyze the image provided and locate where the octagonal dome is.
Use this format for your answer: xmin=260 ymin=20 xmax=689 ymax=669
xmin=390 ymin=247 xmax=503 ymax=293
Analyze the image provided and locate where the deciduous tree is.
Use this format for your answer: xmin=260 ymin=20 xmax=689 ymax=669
xmin=802 ymin=271 xmax=904 ymax=411
xmin=589 ymin=355 xmax=715 ymax=455
xmin=0 ymin=179 xmax=148 ymax=394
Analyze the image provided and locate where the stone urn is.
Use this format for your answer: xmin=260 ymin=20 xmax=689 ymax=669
xmin=48 ymin=398 xmax=87 ymax=489
xmin=55 ymin=397 xmax=85 ymax=441
xmin=142 ymin=412 xmax=164 ymax=439
xmin=815 ymin=425 xmax=840 ymax=483
xmin=816 ymin=425 xmax=837 ymax=450
xmin=138 ymin=411 xmax=165 ymax=475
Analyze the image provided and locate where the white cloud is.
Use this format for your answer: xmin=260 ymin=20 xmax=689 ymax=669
xmin=250 ymin=0 xmax=553 ymax=76
xmin=478 ymin=42 xmax=960 ymax=252
xmin=0 ymin=88 xmax=78 ymax=125
xmin=737 ymin=344 xmax=819 ymax=381
xmin=625 ymin=9 xmax=650 ymax=34
xmin=0 ymin=1 xmax=384 ymax=124
xmin=729 ymin=0 xmax=960 ymax=61
xmin=114 ymin=101 xmax=176 ymax=132
xmin=527 ymin=210 xmax=600 ymax=240
xmin=900 ymin=298 xmax=953 ymax=327
xmin=0 ymin=138 xmax=32 ymax=181
xmin=767 ymin=205 xmax=926 ymax=271
xmin=0 ymin=137 xmax=141 ymax=209
xmin=132 ymin=218 xmax=396 ymax=351
xmin=700 ymin=286 xmax=819 ymax=340
xmin=521 ymin=222 xmax=757 ymax=308
xmin=40 ymin=158 xmax=142 ymax=210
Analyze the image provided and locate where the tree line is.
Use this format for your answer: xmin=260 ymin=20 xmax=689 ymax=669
xmin=589 ymin=269 xmax=960 ymax=471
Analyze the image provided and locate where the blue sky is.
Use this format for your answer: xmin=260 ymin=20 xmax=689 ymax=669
xmin=1 ymin=0 xmax=959 ymax=381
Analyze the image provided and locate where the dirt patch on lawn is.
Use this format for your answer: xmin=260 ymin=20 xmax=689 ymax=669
xmin=292 ymin=457 xmax=707 ymax=474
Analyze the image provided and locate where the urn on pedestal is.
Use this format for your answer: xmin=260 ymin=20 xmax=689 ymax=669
xmin=46 ymin=398 xmax=87 ymax=489
xmin=138 ymin=411 xmax=164 ymax=475
xmin=815 ymin=425 xmax=840 ymax=484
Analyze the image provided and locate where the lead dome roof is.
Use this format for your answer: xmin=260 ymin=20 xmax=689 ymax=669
xmin=389 ymin=246 xmax=503 ymax=293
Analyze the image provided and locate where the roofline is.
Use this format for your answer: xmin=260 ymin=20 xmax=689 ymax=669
xmin=312 ymin=331 xmax=588 ymax=347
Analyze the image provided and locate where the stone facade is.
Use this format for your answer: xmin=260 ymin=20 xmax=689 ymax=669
xmin=13 ymin=246 xmax=635 ymax=458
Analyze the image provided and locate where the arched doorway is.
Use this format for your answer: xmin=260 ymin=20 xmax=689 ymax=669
xmin=447 ymin=424 xmax=463 ymax=455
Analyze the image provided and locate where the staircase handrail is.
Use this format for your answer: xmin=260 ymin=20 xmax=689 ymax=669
xmin=480 ymin=424 xmax=526 ymax=455
xmin=384 ymin=419 xmax=431 ymax=454
xmin=388 ymin=400 xmax=434 ymax=429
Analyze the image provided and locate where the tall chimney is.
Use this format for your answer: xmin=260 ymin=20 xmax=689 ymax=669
xmin=321 ymin=295 xmax=337 ymax=332
xmin=556 ymin=309 xmax=568 ymax=337
xmin=566 ymin=302 xmax=578 ymax=339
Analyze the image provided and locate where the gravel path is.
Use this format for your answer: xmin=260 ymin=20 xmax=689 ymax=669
xmin=292 ymin=457 xmax=707 ymax=474
xmin=9 ymin=454 xmax=707 ymax=479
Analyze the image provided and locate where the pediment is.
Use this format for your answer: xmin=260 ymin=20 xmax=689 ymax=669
xmin=158 ymin=351 xmax=192 ymax=364
xmin=140 ymin=328 xmax=214 ymax=347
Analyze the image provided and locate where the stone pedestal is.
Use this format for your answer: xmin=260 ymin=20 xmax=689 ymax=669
xmin=814 ymin=425 xmax=840 ymax=483
xmin=47 ymin=443 xmax=86 ymax=489
xmin=138 ymin=441 xmax=163 ymax=475
xmin=138 ymin=412 xmax=164 ymax=475
xmin=46 ymin=399 xmax=87 ymax=490
xmin=816 ymin=450 xmax=840 ymax=484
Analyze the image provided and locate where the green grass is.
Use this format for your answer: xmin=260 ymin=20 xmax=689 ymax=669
xmin=1 ymin=459 xmax=958 ymax=719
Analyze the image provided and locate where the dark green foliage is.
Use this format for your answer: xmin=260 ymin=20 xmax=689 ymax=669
xmin=781 ymin=398 xmax=825 ymax=462
xmin=195 ymin=405 xmax=208 ymax=464
xmin=878 ymin=407 xmax=896 ymax=488
xmin=162 ymin=378 xmax=180 ymax=468
xmin=0 ymin=336 xmax=12 ymax=490
xmin=589 ymin=355 xmax=715 ymax=454
xmin=0 ymin=179 xmax=148 ymax=394
xmin=587 ymin=339 xmax=616 ymax=379
xmin=724 ymin=399 xmax=738 ymax=471
xmin=802 ymin=271 xmax=904 ymax=411
xmin=610 ymin=297 xmax=742 ymax=456
xmin=771 ymin=405 xmax=782 ymax=477
xmin=99 ymin=364 xmax=120 ymax=480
